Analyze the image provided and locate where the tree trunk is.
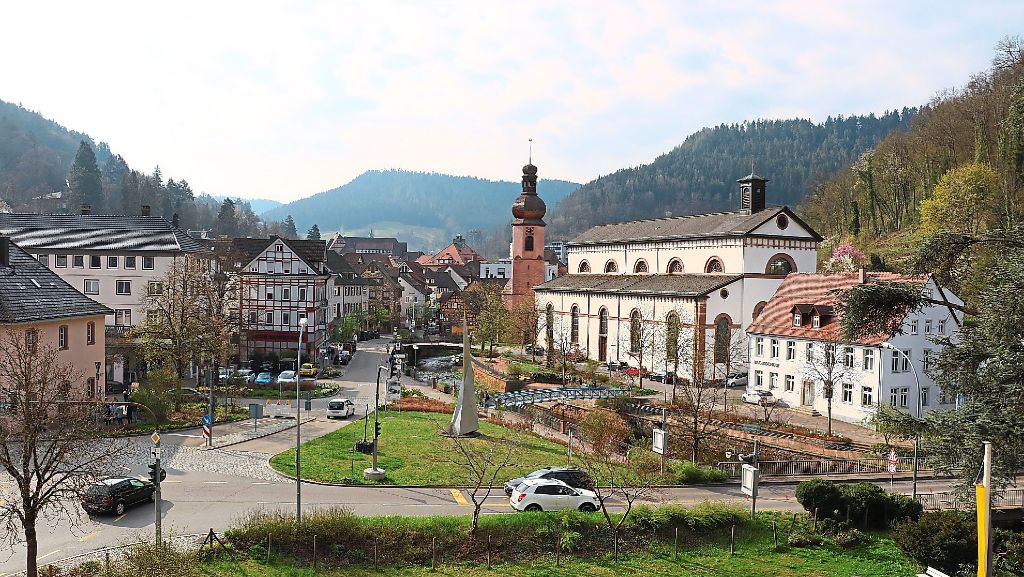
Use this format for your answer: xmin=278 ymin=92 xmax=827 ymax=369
xmin=25 ymin=516 xmax=37 ymax=577
xmin=472 ymin=505 xmax=481 ymax=535
xmin=827 ymin=398 xmax=833 ymax=437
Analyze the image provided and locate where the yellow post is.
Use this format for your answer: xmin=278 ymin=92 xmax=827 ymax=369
xmin=976 ymin=483 xmax=989 ymax=577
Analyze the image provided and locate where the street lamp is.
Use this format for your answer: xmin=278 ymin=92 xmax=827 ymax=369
xmin=296 ymin=317 xmax=308 ymax=523
xmin=880 ymin=342 xmax=922 ymax=500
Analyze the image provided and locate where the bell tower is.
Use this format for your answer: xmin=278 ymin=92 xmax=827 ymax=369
xmin=507 ymin=160 xmax=547 ymax=309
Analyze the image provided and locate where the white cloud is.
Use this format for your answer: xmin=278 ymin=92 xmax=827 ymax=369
xmin=0 ymin=0 xmax=1020 ymax=202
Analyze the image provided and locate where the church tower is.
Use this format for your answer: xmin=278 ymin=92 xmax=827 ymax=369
xmin=506 ymin=162 xmax=547 ymax=309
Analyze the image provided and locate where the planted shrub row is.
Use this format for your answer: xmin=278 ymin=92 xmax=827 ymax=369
xmin=794 ymin=480 xmax=922 ymax=528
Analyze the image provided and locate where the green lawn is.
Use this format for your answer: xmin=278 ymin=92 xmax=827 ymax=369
xmin=205 ymin=520 xmax=918 ymax=577
xmin=270 ymin=410 xmax=570 ymax=485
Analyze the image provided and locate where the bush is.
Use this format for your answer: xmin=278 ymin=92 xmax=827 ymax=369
xmin=795 ymin=480 xmax=843 ymax=517
xmin=833 ymin=528 xmax=867 ymax=548
xmin=892 ymin=510 xmax=977 ymax=575
xmin=673 ymin=461 xmax=727 ymax=484
xmin=531 ymin=371 xmax=563 ymax=384
xmin=788 ymin=529 xmax=821 ymax=547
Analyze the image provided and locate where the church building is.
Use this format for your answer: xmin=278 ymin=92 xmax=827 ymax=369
xmin=502 ymin=162 xmax=549 ymax=310
xmin=533 ymin=173 xmax=822 ymax=383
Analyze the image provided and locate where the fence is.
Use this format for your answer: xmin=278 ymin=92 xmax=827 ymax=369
xmin=918 ymin=488 xmax=1024 ymax=511
xmin=716 ymin=456 xmax=925 ymax=478
xmin=488 ymin=386 xmax=627 ymax=408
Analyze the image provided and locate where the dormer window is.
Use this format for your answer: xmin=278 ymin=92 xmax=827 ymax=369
xmin=812 ymin=315 xmax=821 ymax=328
xmin=276 ymin=244 xmax=283 ymax=252
xmin=793 ymin=313 xmax=802 ymax=327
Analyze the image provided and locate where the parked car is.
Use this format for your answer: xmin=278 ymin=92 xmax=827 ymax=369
xmin=625 ymin=366 xmax=649 ymax=378
xmin=648 ymin=371 xmax=665 ymax=382
xmin=741 ymin=389 xmax=776 ymax=405
xmin=299 ymin=363 xmax=318 ymax=377
xmin=232 ymin=369 xmax=255 ymax=384
xmin=510 ymin=478 xmax=599 ymax=513
xmin=325 ymin=398 xmax=356 ymax=419
xmin=178 ymin=388 xmax=208 ymax=402
xmin=524 ymin=344 xmax=545 ymax=355
xmin=338 ymin=350 xmax=352 ymax=365
xmin=503 ymin=467 xmax=594 ymax=496
xmin=726 ymin=372 xmax=748 ymax=388
xmin=276 ymin=370 xmax=297 ymax=384
xmin=82 ymin=477 xmax=156 ymax=515
xmin=254 ymin=372 xmax=274 ymax=385
xmin=104 ymin=381 xmax=128 ymax=397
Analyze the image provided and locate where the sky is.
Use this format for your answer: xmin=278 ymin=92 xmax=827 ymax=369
xmin=1 ymin=1 xmax=1021 ymax=204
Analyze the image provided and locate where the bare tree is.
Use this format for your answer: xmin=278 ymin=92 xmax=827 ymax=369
xmin=442 ymin=428 xmax=518 ymax=535
xmin=575 ymin=409 xmax=659 ymax=560
xmin=0 ymin=331 xmax=123 ymax=577
xmin=802 ymin=337 xmax=857 ymax=437
xmin=671 ymin=337 xmax=725 ymax=462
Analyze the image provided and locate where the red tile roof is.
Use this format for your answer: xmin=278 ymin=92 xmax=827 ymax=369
xmin=747 ymin=272 xmax=928 ymax=345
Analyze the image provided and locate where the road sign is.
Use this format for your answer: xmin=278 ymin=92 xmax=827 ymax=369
xmin=741 ymin=464 xmax=759 ymax=497
xmin=203 ymin=425 xmax=211 ymax=441
xmin=888 ymin=448 xmax=899 ymax=473
xmin=150 ymin=432 xmax=160 ymax=444
xmin=202 ymin=414 xmax=212 ymax=426
xmin=652 ymin=428 xmax=666 ymax=455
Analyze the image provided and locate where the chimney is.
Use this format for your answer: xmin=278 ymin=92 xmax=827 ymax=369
xmin=737 ymin=172 xmax=768 ymax=214
xmin=0 ymin=235 xmax=9 ymax=267
xmin=141 ymin=205 xmax=151 ymax=217
xmin=80 ymin=204 xmax=92 ymax=215
xmin=172 ymin=213 xmax=180 ymax=228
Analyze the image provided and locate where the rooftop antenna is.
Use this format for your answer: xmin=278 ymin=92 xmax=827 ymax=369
xmin=529 ymin=138 xmax=533 ymax=164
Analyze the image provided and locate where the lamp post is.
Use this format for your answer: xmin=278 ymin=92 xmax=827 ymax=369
xmin=296 ymin=317 xmax=308 ymax=523
xmin=881 ymin=342 xmax=922 ymax=500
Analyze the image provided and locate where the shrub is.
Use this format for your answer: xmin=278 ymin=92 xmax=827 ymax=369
xmin=391 ymin=397 xmax=453 ymax=414
xmin=833 ymin=528 xmax=867 ymax=548
xmin=788 ymin=529 xmax=821 ymax=547
xmin=795 ymin=480 xmax=843 ymax=517
xmin=892 ymin=510 xmax=977 ymax=575
xmin=673 ymin=461 xmax=727 ymax=484
xmin=838 ymin=482 xmax=891 ymax=527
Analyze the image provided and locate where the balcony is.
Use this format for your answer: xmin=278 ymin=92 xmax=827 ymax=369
xmin=105 ymin=325 xmax=133 ymax=339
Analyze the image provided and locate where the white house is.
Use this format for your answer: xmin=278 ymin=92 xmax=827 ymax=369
xmin=481 ymin=259 xmax=558 ymax=283
xmin=534 ymin=173 xmax=822 ymax=383
xmin=0 ymin=208 xmax=207 ymax=383
xmin=745 ymin=271 xmax=964 ymax=424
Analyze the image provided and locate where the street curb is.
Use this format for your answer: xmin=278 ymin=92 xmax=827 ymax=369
xmin=206 ymin=416 xmax=317 ymax=451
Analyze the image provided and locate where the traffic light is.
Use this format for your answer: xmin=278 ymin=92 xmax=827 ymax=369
xmin=148 ymin=462 xmax=161 ymax=484
xmin=374 ymin=422 xmax=381 ymax=438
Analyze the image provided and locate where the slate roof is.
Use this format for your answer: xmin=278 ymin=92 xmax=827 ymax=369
xmin=746 ymin=272 xmax=929 ymax=345
xmin=0 ymin=240 xmax=113 ymax=323
xmin=231 ymin=236 xmax=326 ymax=267
xmin=0 ymin=213 xmax=206 ymax=253
xmin=534 ymin=273 xmax=742 ymax=297
xmin=568 ymin=206 xmax=822 ymax=246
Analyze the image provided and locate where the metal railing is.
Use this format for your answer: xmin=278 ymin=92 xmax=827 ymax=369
xmin=488 ymin=386 xmax=627 ymax=408
xmin=105 ymin=325 xmax=133 ymax=338
xmin=716 ymin=456 xmax=924 ymax=478
xmin=918 ymin=488 xmax=1024 ymax=510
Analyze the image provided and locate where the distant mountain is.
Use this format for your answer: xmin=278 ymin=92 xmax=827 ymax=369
xmin=210 ymin=195 xmax=283 ymax=215
xmin=548 ymin=111 xmax=916 ymax=240
xmin=264 ymin=169 xmax=580 ymax=251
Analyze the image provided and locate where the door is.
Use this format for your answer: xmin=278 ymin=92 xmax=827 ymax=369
xmin=128 ymin=479 xmax=147 ymax=504
xmin=534 ymin=485 xmax=560 ymax=509
xmin=801 ymin=380 xmax=815 ymax=406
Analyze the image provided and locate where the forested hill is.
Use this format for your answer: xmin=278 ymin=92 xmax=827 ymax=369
xmin=263 ymin=170 xmax=581 ymax=250
xmin=547 ymin=112 xmax=916 ymax=240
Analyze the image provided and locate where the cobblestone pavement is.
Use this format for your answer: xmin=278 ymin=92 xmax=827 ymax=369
xmin=120 ymin=437 xmax=285 ymax=482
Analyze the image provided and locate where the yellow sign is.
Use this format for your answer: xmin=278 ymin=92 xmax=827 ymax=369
xmin=150 ymin=432 xmax=160 ymax=444
xmin=977 ymin=483 xmax=989 ymax=577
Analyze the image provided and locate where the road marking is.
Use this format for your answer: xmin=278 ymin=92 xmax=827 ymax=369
xmin=251 ymin=482 xmax=272 ymax=485
xmin=114 ymin=514 xmax=126 ymax=523
xmin=37 ymin=550 xmax=60 ymax=561
xmin=78 ymin=531 xmax=98 ymax=542
xmin=203 ymin=481 xmax=228 ymax=484
xmin=449 ymin=489 xmax=470 ymax=506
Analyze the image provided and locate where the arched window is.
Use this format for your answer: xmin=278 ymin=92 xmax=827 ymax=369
xmin=604 ymin=260 xmax=618 ymax=273
xmin=598 ymin=308 xmax=609 ymax=362
xmin=630 ymin=309 xmax=642 ymax=353
xmin=545 ymin=304 xmax=554 ymax=352
xmin=753 ymin=301 xmax=768 ymax=321
xmin=713 ymin=314 xmax=732 ymax=364
xmin=570 ymin=305 xmax=580 ymax=344
xmin=705 ymin=257 xmax=724 ymax=273
xmin=665 ymin=312 xmax=680 ymax=367
xmin=633 ymin=259 xmax=649 ymax=274
xmin=765 ymin=253 xmax=796 ymax=276
xmin=577 ymin=260 xmax=591 ymax=273
xmin=525 ymin=235 xmax=534 ymax=252
xmin=667 ymin=259 xmax=683 ymax=274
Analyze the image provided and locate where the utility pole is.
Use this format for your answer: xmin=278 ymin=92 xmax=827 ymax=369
xmin=978 ymin=441 xmax=993 ymax=577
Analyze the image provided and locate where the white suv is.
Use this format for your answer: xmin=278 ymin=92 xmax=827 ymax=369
xmin=509 ymin=478 xmax=599 ymax=513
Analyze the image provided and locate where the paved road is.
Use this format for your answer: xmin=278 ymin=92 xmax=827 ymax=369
xmin=0 ymin=340 xmax=957 ymax=574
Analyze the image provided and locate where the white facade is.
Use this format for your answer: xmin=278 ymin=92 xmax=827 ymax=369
xmin=746 ymin=276 xmax=964 ymax=424
xmin=482 ymin=260 xmax=558 ymax=282
xmin=327 ymin=280 xmax=369 ymax=324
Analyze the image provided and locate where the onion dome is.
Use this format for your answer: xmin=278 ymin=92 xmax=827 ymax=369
xmin=512 ymin=163 xmax=545 ymax=223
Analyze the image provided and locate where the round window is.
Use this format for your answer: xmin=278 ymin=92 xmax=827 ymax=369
xmin=720 ymin=288 xmax=729 ymax=299
xmin=776 ymin=214 xmax=789 ymax=230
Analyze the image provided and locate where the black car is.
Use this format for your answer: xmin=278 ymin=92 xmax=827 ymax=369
xmin=82 ymin=477 xmax=157 ymax=515
xmin=504 ymin=467 xmax=594 ymax=496
xmin=524 ymin=344 xmax=545 ymax=355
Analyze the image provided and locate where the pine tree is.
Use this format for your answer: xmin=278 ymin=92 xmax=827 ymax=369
xmin=68 ymin=141 xmax=103 ymax=210
xmin=283 ymin=215 xmax=298 ymax=239
xmin=307 ymin=224 xmax=322 ymax=241
xmin=216 ymin=198 xmax=238 ymax=237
